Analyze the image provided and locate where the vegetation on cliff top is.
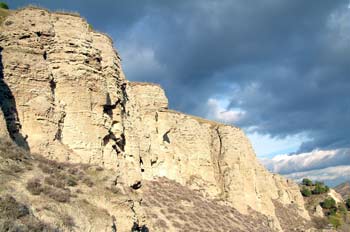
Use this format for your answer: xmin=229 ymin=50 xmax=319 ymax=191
xmin=0 ymin=2 xmax=8 ymax=9
xmin=300 ymin=178 xmax=350 ymax=230
xmin=300 ymin=178 xmax=329 ymax=196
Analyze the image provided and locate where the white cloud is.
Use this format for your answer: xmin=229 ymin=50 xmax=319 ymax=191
xmin=284 ymin=165 xmax=350 ymax=187
xmin=260 ymin=148 xmax=350 ymax=174
xmin=206 ymin=98 xmax=245 ymax=124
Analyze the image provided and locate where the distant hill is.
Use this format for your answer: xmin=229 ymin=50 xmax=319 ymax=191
xmin=335 ymin=182 xmax=350 ymax=200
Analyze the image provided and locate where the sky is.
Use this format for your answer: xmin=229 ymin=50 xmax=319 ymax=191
xmin=11 ymin=0 xmax=350 ymax=186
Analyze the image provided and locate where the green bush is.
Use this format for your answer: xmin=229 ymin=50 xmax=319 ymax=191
xmin=312 ymin=182 xmax=329 ymax=194
xmin=346 ymin=198 xmax=350 ymax=210
xmin=329 ymin=207 xmax=337 ymax=216
xmin=0 ymin=2 xmax=8 ymax=9
xmin=302 ymin=178 xmax=313 ymax=186
xmin=321 ymin=197 xmax=336 ymax=209
xmin=338 ymin=204 xmax=347 ymax=216
xmin=328 ymin=214 xmax=342 ymax=229
xmin=300 ymin=187 xmax=311 ymax=197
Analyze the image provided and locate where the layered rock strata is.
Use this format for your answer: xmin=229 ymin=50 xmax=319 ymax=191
xmin=0 ymin=7 xmax=310 ymax=231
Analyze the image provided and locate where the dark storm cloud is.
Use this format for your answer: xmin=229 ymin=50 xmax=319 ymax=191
xmin=11 ymin=1 xmax=350 ymax=153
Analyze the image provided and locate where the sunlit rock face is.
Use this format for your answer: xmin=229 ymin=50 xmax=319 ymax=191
xmin=0 ymin=7 xmax=311 ymax=231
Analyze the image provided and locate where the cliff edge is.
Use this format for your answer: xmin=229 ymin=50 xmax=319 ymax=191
xmin=0 ymin=7 xmax=312 ymax=231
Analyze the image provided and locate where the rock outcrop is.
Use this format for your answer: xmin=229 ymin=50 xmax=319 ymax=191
xmin=0 ymin=7 xmax=311 ymax=231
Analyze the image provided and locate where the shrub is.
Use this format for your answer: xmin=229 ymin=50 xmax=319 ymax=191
xmin=154 ymin=219 xmax=168 ymax=229
xmin=44 ymin=176 xmax=65 ymax=189
xmin=38 ymin=163 xmax=55 ymax=174
xmin=328 ymin=214 xmax=342 ymax=229
xmin=42 ymin=186 xmax=70 ymax=203
xmin=66 ymin=176 xmax=78 ymax=187
xmin=0 ymin=195 xmax=29 ymax=219
xmin=300 ymin=187 xmax=311 ymax=197
xmin=26 ymin=178 xmax=43 ymax=195
xmin=346 ymin=198 xmax=350 ymax=210
xmin=312 ymin=182 xmax=329 ymax=194
xmin=329 ymin=207 xmax=337 ymax=216
xmin=67 ymin=167 xmax=78 ymax=175
xmin=62 ymin=214 xmax=75 ymax=228
xmin=338 ymin=204 xmax=347 ymax=216
xmin=82 ymin=177 xmax=94 ymax=187
xmin=0 ymin=139 xmax=29 ymax=161
xmin=302 ymin=178 xmax=313 ymax=186
xmin=321 ymin=197 xmax=336 ymax=209
xmin=0 ymin=2 xmax=8 ymax=9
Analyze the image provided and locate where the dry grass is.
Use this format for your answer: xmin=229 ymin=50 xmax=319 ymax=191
xmin=0 ymin=138 xmax=134 ymax=230
xmin=17 ymin=4 xmax=50 ymax=12
xmin=0 ymin=8 xmax=11 ymax=26
xmin=61 ymin=214 xmax=75 ymax=228
xmin=26 ymin=177 xmax=71 ymax=203
xmin=0 ymin=139 xmax=30 ymax=161
xmin=53 ymin=10 xmax=81 ymax=17
xmin=23 ymin=154 xmax=103 ymax=203
xmin=20 ymin=152 xmax=101 ymax=203
xmin=273 ymin=200 xmax=312 ymax=231
xmin=142 ymin=177 xmax=272 ymax=232
xmin=42 ymin=185 xmax=70 ymax=203
xmin=0 ymin=194 xmax=57 ymax=231
xmin=26 ymin=178 xmax=42 ymax=195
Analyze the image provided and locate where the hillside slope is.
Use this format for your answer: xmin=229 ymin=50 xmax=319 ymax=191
xmin=335 ymin=182 xmax=350 ymax=200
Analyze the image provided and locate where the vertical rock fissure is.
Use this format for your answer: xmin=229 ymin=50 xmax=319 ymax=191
xmin=46 ymin=13 xmax=65 ymax=143
xmin=215 ymin=126 xmax=226 ymax=198
xmin=49 ymin=77 xmax=56 ymax=96
xmin=120 ymin=83 xmax=128 ymax=115
xmin=54 ymin=110 xmax=66 ymax=142
xmin=102 ymin=99 xmax=124 ymax=158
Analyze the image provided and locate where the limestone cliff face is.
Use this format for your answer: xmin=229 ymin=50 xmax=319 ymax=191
xmin=124 ymin=83 xmax=310 ymax=230
xmin=0 ymin=7 xmax=310 ymax=231
xmin=0 ymin=7 xmax=125 ymax=167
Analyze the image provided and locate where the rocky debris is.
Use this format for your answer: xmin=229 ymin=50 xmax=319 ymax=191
xmin=0 ymin=6 xmax=312 ymax=231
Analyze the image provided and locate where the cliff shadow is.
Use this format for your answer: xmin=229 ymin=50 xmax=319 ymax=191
xmin=0 ymin=47 xmax=29 ymax=150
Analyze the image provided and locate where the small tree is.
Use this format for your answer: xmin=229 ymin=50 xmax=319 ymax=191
xmin=0 ymin=2 xmax=8 ymax=9
xmin=302 ymin=178 xmax=313 ymax=186
xmin=312 ymin=182 xmax=329 ymax=194
xmin=300 ymin=187 xmax=312 ymax=197
xmin=321 ymin=197 xmax=336 ymax=209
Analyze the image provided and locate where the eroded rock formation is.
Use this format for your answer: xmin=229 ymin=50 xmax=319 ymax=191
xmin=0 ymin=7 xmax=311 ymax=231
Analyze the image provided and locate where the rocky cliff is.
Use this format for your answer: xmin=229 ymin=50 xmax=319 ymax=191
xmin=0 ymin=7 xmax=312 ymax=231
